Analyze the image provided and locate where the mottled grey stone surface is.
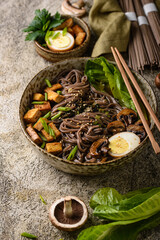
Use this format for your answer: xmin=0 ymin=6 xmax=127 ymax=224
xmin=0 ymin=0 xmax=160 ymax=240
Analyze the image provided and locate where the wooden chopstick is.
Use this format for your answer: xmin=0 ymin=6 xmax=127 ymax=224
xmin=114 ymin=47 xmax=160 ymax=132
xmin=111 ymin=47 xmax=160 ymax=154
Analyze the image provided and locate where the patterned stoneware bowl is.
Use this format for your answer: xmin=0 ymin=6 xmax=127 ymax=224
xmin=34 ymin=15 xmax=90 ymax=62
xmin=19 ymin=58 xmax=157 ymax=176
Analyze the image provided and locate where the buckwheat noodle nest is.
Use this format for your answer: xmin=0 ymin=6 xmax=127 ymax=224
xmin=51 ymin=70 xmax=122 ymax=163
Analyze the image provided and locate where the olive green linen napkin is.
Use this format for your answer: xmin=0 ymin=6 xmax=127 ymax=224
xmin=89 ymin=0 xmax=131 ymax=57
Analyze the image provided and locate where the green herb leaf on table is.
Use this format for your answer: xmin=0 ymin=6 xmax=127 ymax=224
xmin=40 ymin=195 xmax=47 ymax=205
xmin=21 ymin=232 xmax=38 ymax=239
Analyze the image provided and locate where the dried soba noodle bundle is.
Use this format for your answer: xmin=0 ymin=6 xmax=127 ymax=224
xmin=119 ymin=0 xmax=149 ymax=72
xmin=141 ymin=0 xmax=160 ymax=46
xmin=133 ymin=0 xmax=160 ymax=67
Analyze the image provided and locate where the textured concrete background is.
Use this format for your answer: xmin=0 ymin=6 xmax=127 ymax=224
xmin=0 ymin=0 xmax=160 ymax=239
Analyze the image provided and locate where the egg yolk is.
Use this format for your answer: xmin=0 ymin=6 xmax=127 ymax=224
xmin=51 ymin=34 xmax=71 ymax=48
xmin=109 ymin=136 xmax=129 ymax=154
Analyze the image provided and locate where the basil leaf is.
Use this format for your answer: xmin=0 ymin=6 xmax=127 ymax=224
xmin=21 ymin=232 xmax=37 ymax=239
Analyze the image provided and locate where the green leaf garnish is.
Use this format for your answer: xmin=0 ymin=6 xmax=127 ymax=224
xmin=22 ymin=9 xmax=64 ymax=43
xmin=45 ymin=92 xmax=48 ymax=101
xmin=52 ymin=32 xmax=60 ymax=40
xmin=32 ymin=101 xmax=45 ymax=104
xmin=40 ymin=195 xmax=47 ymax=205
xmin=40 ymin=141 xmax=46 ymax=149
xmin=38 ymin=133 xmax=47 ymax=142
xmin=57 ymin=107 xmax=71 ymax=112
xmin=62 ymin=27 xmax=67 ymax=36
xmin=51 ymin=111 xmax=62 ymax=120
xmin=21 ymin=232 xmax=37 ymax=239
xmin=40 ymin=118 xmax=49 ymax=133
xmin=45 ymin=78 xmax=52 ymax=87
xmin=48 ymin=125 xmax=56 ymax=139
xmin=57 ymin=90 xmax=62 ymax=95
xmin=43 ymin=111 xmax=51 ymax=119
xmin=67 ymin=145 xmax=78 ymax=160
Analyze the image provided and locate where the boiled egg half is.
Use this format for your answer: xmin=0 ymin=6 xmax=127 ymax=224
xmin=108 ymin=132 xmax=140 ymax=157
xmin=46 ymin=30 xmax=74 ymax=52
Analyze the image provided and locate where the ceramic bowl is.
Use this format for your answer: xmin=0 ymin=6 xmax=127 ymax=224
xmin=19 ymin=57 xmax=157 ymax=176
xmin=34 ymin=15 xmax=91 ymax=62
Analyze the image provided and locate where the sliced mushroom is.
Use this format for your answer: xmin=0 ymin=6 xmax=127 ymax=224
xmin=89 ymin=138 xmax=109 ymax=157
xmin=61 ymin=0 xmax=86 ymax=17
xmin=49 ymin=196 xmax=88 ymax=231
xmin=117 ymin=108 xmax=137 ymax=126
xmin=127 ymin=125 xmax=146 ymax=141
xmin=107 ymin=121 xmax=125 ymax=134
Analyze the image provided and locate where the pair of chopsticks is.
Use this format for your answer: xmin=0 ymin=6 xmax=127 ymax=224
xmin=111 ymin=47 xmax=160 ymax=154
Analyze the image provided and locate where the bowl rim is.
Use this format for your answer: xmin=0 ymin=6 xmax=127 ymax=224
xmin=19 ymin=57 xmax=158 ymax=167
xmin=34 ymin=16 xmax=91 ymax=55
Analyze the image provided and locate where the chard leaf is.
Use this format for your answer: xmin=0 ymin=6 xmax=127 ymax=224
xmin=90 ymin=188 xmax=123 ymax=210
xmin=77 ymin=212 xmax=160 ymax=240
xmin=93 ymin=192 xmax=160 ymax=221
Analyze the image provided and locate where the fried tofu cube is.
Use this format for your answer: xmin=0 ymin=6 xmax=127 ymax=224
xmin=41 ymin=129 xmax=54 ymax=142
xmin=46 ymin=142 xmax=62 ymax=154
xmin=33 ymin=118 xmax=50 ymax=131
xmin=75 ymin=32 xmax=86 ymax=45
xmin=24 ymin=108 xmax=42 ymax=123
xmin=33 ymin=93 xmax=45 ymax=101
xmin=48 ymin=122 xmax=61 ymax=138
xmin=53 ymin=18 xmax=74 ymax=30
xmin=34 ymin=101 xmax=51 ymax=113
xmin=72 ymin=25 xmax=84 ymax=35
xmin=48 ymin=91 xmax=64 ymax=103
xmin=44 ymin=83 xmax=62 ymax=93
xmin=26 ymin=125 xmax=42 ymax=145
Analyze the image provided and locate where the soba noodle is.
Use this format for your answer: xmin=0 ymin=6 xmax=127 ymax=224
xmin=51 ymin=70 xmax=122 ymax=163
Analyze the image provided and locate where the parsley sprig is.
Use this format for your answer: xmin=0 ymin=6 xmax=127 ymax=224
xmin=22 ymin=9 xmax=64 ymax=43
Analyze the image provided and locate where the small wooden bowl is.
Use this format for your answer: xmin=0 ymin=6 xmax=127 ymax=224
xmin=34 ymin=15 xmax=91 ymax=62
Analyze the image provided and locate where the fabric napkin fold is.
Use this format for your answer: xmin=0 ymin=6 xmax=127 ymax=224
xmin=89 ymin=0 xmax=131 ymax=57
